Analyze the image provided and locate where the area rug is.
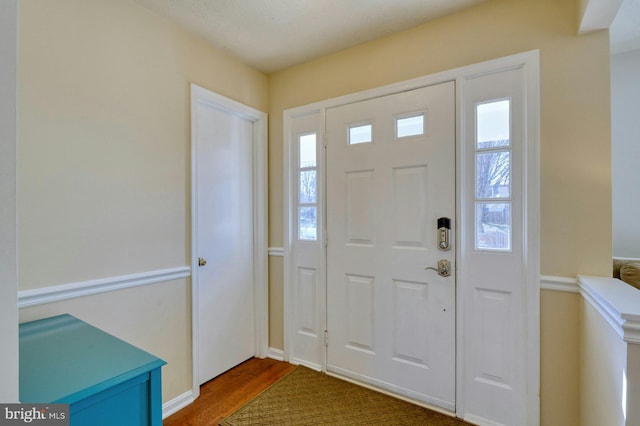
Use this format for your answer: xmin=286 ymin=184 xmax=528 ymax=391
xmin=220 ymin=366 xmax=473 ymax=425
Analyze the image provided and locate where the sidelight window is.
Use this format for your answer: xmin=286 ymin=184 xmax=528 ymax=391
xmin=475 ymin=99 xmax=512 ymax=251
xmin=298 ymin=133 xmax=318 ymax=240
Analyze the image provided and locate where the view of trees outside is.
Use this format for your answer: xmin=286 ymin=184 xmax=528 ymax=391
xmin=299 ymin=170 xmax=317 ymax=240
xmin=476 ymin=100 xmax=511 ymax=250
xmin=299 ymin=134 xmax=318 ymax=240
xmin=296 ymin=100 xmax=512 ymax=248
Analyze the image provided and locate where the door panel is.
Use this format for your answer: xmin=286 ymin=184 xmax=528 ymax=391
xmin=195 ymin=99 xmax=255 ymax=385
xmin=326 ymin=82 xmax=456 ymax=410
xmin=461 ymin=66 xmax=528 ymax=426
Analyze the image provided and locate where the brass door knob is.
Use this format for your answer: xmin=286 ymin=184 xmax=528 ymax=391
xmin=425 ymin=259 xmax=451 ymax=277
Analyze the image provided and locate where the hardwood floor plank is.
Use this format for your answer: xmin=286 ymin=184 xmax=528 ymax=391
xmin=163 ymin=357 xmax=296 ymax=426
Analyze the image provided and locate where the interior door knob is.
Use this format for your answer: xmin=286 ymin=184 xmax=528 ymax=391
xmin=425 ymin=259 xmax=451 ymax=277
xmin=198 ymin=257 xmax=207 ymax=267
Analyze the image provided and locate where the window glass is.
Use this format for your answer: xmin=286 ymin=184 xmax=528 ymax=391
xmin=349 ymin=124 xmax=372 ymax=144
xmin=299 ymin=133 xmax=316 ymax=168
xmin=299 ymin=170 xmax=317 ymax=203
xmin=298 ymin=133 xmax=318 ymax=241
xmin=475 ymin=202 xmax=511 ymax=251
xmin=299 ymin=206 xmax=317 ymax=240
xmin=396 ymin=114 xmax=424 ymax=138
xmin=476 ymin=151 xmax=510 ymax=198
xmin=477 ymin=100 xmax=510 ymax=149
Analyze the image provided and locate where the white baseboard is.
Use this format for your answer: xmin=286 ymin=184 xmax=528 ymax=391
xmin=267 ymin=347 xmax=285 ymax=361
xmin=162 ymin=389 xmax=195 ymax=419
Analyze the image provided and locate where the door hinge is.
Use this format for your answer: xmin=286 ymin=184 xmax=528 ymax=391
xmin=323 ymin=133 xmax=328 ymax=148
xmin=323 ymin=231 xmax=328 ymax=247
xmin=324 ymin=330 xmax=329 ymax=347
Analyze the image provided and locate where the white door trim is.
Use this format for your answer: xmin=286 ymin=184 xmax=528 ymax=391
xmin=190 ymin=84 xmax=268 ymax=399
xmin=284 ymin=50 xmax=539 ymax=424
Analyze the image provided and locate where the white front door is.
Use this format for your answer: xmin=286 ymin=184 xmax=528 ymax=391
xmin=326 ymin=81 xmax=456 ymax=410
xmin=193 ymin=90 xmax=256 ymax=384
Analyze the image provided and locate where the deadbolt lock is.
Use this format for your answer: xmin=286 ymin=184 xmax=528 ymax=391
xmin=198 ymin=257 xmax=207 ymax=267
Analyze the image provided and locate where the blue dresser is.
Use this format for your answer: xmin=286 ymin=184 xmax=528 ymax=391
xmin=19 ymin=314 xmax=166 ymax=426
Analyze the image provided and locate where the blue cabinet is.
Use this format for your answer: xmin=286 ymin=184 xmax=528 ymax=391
xmin=19 ymin=314 xmax=166 ymax=426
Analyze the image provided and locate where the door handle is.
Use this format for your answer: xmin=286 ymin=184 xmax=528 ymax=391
xmin=425 ymin=259 xmax=451 ymax=277
xmin=198 ymin=257 xmax=207 ymax=267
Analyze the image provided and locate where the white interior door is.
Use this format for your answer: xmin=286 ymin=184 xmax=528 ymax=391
xmin=194 ymin=93 xmax=255 ymax=385
xmin=326 ymin=81 xmax=456 ymax=410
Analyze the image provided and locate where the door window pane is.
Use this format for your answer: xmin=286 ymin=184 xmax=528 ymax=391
xmin=396 ymin=114 xmax=424 ymax=138
xmin=476 ymin=151 xmax=510 ymax=198
xmin=299 ymin=170 xmax=317 ymax=203
xmin=299 ymin=133 xmax=316 ymax=168
xmin=349 ymin=124 xmax=372 ymax=144
xmin=299 ymin=207 xmax=317 ymax=240
xmin=475 ymin=202 xmax=511 ymax=251
xmin=477 ymin=100 xmax=510 ymax=149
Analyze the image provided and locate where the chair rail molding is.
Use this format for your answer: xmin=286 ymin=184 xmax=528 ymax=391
xmin=540 ymin=275 xmax=580 ymax=293
xmin=268 ymin=247 xmax=284 ymax=257
xmin=579 ymin=275 xmax=640 ymax=344
xmin=18 ymin=267 xmax=191 ymax=309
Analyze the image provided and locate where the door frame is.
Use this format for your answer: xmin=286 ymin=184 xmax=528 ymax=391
xmin=190 ymin=83 xmax=269 ymax=399
xmin=283 ymin=50 xmax=540 ymax=424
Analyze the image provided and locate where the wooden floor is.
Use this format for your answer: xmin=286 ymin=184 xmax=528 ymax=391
xmin=163 ymin=357 xmax=297 ymax=426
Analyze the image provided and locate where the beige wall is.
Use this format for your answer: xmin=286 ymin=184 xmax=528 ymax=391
xmin=17 ymin=0 xmax=268 ymax=403
xmin=541 ymin=290 xmax=580 ymax=425
xmin=267 ymin=0 xmax=611 ymax=423
xmin=16 ymin=0 xmax=613 ymax=420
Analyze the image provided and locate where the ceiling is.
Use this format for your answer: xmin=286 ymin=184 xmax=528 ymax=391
xmin=134 ymin=0 xmax=489 ymax=73
xmin=134 ymin=0 xmax=640 ymax=73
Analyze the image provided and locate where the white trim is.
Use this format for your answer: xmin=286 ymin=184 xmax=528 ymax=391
xmin=614 ymin=257 xmax=640 ymax=262
xmin=540 ymin=275 xmax=580 ymax=293
xmin=578 ymin=276 xmax=640 ymax=344
xmin=17 ymin=267 xmax=190 ymax=309
xmin=283 ymin=50 xmax=540 ymax=426
xmin=267 ymin=347 xmax=285 ymax=361
xmin=190 ymin=84 xmax=269 ymax=401
xmin=162 ymin=390 xmax=195 ymax=419
xmin=268 ymin=247 xmax=284 ymax=257
xmin=578 ymin=0 xmax=624 ymax=34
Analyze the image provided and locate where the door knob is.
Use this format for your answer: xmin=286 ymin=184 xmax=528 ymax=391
xmin=425 ymin=259 xmax=451 ymax=277
xmin=198 ymin=257 xmax=207 ymax=267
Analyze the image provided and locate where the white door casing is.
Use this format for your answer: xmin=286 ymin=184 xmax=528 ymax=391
xmin=191 ymin=84 xmax=268 ymax=395
xmin=283 ymin=51 xmax=540 ymax=426
xmin=326 ymin=82 xmax=456 ymax=410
